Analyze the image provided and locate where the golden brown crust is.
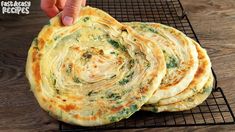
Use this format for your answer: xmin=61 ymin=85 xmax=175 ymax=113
xmin=124 ymin=22 xmax=199 ymax=104
xmin=142 ymin=72 xmax=213 ymax=112
xmin=156 ymin=38 xmax=212 ymax=105
xmin=26 ymin=6 xmax=166 ymax=126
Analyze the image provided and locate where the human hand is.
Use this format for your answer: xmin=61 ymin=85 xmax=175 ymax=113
xmin=41 ymin=0 xmax=86 ymax=26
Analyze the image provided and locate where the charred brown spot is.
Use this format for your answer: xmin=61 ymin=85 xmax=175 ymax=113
xmin=73 ymin=110 xmax=102 ymax=120
xmin=111 ymin=106 xmax=124 ymax=113
xmin=82 ymin=52 xmax=92 ymax=59
xmin=38 ymin=38 xmax=45 ymax=50
xmin=194 ymin=66 xmax=204 ymax=78
xmin=121 ymin=28 xmax=128 ymax=33
xmin=117 ymin=57 xmax=123 ymax=65
xmin=72 ymin=47 xmax=80 ymax=51
xmin=139 ymin=86 xmax=148 ymax=94
xmin=73 ymin=114 xmax=97 ymax=120
xmin=42 ymin=98 xmax=46 ymax=102
xmin=189 ymin=58 xmax=195 ymax=65
xmin=50 ymin=99 xmax=55 ymax=103
xmin=32 ymin=50 xmax=37 ymax=62
xmin=91 ymin=74 xmax=95 ymax=78
xmin=125 ymin=101 xmax=134 ymax=107
xmin=59 ymin=104 xmax=76 ymax=112
xmin=161 ymin=78 xmax=181 ymax=88
xmin=99 ymin=49 xmax=104 ymax=55
xmin=33 ymin=61 xmax=41 ymax=84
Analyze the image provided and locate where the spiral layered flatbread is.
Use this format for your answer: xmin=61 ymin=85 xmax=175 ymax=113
xmin=26 ymin=7 xmax=166 ymax=126
xmin=142 ymin=73 xmax=213 ymax=112
xmin=125 ymin=23 xmax=199 ymax=104
xmin=157 ymin=38 xmax=211 ymax=105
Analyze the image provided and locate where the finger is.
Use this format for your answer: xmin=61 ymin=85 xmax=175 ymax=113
xmin=41 ymin=0 xmax=59 ymax=18
xmin=82 ymin=0 xmax=86 ymax=6
xmin=56 ymin=0 xmax=66 ymax=11
xmin=62 ymin=0 xmax=83 ymax=26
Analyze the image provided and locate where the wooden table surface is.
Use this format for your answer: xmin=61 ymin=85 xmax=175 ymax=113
xmin=0 ymin=0 xmax=235 ymax=131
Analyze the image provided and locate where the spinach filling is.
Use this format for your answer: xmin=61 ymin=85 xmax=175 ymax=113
xmin=75 ymin=32 xmax=81 ymax=42
xmin=140 ymin=24 xmax=159 ymax=34
xmin=87 ymin=90 xmax=98 ymax=96
xmin=202 ymin=87 xmax=212 ymax=93
xmin=128 ymin=59 xmax=135 ymax=69
xmin=109 ymin=104 xmax=138 ymax=122
xmin=91 ymin=35 xmax=102 ymax=41
xmin=119 ymin=71 xmax=134 ymax=85
xmin=83 ymin=17 xmax=90 ymax=22
xmin=53 ymin=79 xmax=56 ymax=86
xmin=107 ymin=39 xmax=127 ymax=52
xmin=51 ymin=73 xmax=57 ymax=89
xmin=119 ymin=79 xmax=129 ymax=85
xmin=55 ymin=89 xmax=60 ymax=94
xmin=108 ymin=39 xmax=119 ymax=48
xmin=151 ymin=107 xmax=158 ymax=112
xmin=106 ymin=92 xmax=121 ymax=100
xmin=110 ymin=74 xmax=117 ymax=79
xmin=130 ymin=104 xmax=138 ymax=111
xmin=66 ymin=64 xmax=72 ymax=74
xmin=54 ymin=36 xmax=60 ymax=41
xmin=110 ymin=51 xmax=119 ymax=56
xmin=51 ymin=74 xmax=57 ymax=88
xmin=46 ymin=21 xmax=51 ymax=26
xmin=145 ymin=61 xmax=151 ymax=68
xmin=148 ymin=27 xmax=159 ymax=34
xmin=166 ymin=56 xmax=178 ymax=68
xmin=109 ymin=116 xmax=118 ymax=122
xmin=33 ymin=38 xmax=39 ymax=50
xmin=73 ymin=76 xmax=81 ymax=83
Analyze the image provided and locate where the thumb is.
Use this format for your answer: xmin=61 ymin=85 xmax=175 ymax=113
xmin=62 ymin=0 xmax=83 ymax=26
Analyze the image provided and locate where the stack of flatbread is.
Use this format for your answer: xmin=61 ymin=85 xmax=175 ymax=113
xmin=26 ymin=7 xmax=213 ymax=126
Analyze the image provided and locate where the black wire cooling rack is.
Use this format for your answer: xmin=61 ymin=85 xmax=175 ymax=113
xmin=59 ymin=0 xmax=235 ymax=131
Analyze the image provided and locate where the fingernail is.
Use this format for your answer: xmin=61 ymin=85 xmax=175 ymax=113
xmin=63 ymin=16 xmax=73 ymax=26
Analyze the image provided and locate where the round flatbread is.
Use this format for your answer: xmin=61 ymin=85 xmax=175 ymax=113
xmin=25 ymin=7 xmax=166 ymax=126
xmin=142 ymin=72 xmax=213 ymax=112
xmin=125 ymin=22 xmax=199 ymax=104
xmin=157 ymin=38 xmax=211 ymax=105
